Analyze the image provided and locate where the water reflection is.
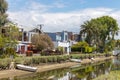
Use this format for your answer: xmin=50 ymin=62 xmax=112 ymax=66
xmin=112 ymin=57 xmax=120 ymax=70
xmin=1 ymin=58 xmax=120 ymax=80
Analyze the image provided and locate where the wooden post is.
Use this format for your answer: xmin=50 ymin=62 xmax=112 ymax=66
xmin=9 ymin=62 xmax=15 ymax=70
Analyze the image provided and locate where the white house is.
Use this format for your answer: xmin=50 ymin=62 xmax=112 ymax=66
xmin=54 ymin=41 xmax=71 ymax=55
xmin=47 ymin=31 xmax=72 ymax=55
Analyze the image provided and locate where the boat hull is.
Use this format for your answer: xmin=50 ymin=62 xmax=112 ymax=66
xmin=17 ymin=64 xmax=37 ymax=72
xmin=70 ymin=59 xmax=81 ymax=63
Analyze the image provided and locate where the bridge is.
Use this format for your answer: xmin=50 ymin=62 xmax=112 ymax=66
xmin=113 ymin=50 xmax=120 ymax=56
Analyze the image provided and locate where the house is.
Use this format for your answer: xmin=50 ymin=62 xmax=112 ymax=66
xmin=46 ymin=31 xmax=71 ymax=55
xmin=67 ymin=32 xmax=80 ymax=42
xmin=16 ymin=28 xmax=33 ymax=55
xmin=0 ymin=26 xmax=32 ymax=55
xmin=16 ymin=26 xmax=44 ymax=54
xmin=16 ymin=27 xmax=78 ymax=55
xmin=47 ymin=31 xmax=68 ymax=42
xmin=47 ymin=32 xmax=61 ymax=41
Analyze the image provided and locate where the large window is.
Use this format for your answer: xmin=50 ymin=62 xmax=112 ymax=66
xmin=65 ymin=35 xmax=68 ymax=41
xmin=56 ymin=35 xmax=61 ymax=41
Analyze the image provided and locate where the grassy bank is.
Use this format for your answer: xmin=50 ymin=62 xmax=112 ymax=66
xmin=93 ymin=70 xmax=120 ymax=80
xmin=0 ymin=55 xmax=113 ymax=79
xmin=0 ymin=53 xmax=112 ymax=70
xmin=0 ymin=57 xmax=113 ymax=79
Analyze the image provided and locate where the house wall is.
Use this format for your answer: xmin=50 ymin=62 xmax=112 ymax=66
xmin=56 ymin=34 xmax=61 ymax=41
xmin=47 ymin=33 xmax=57 ymax=41
xmin=61 ymin=31 xmax=68 ymax=41
xmin=53 ymin=41 xmax=71 ymax=55
xmin=47 ymin=31 xmax=68 ymax=42
xmin=47 ymin=31 xmax=71 ymax=55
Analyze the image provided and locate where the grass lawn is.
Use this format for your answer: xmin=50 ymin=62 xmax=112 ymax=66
xmin=93 ymin=70 xmax=120 ymax=80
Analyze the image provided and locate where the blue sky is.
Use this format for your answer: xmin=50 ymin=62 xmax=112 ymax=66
xmin=7 ymin=0 xmax=120 ymax=12
xmin=6 ymin=0 xmax=120 ymax=39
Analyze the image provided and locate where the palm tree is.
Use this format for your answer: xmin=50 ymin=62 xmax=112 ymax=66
xmin=80 ymin=20 xmax=95 ymax=45
xmin=80 ymin=16 xmax=119 ymax=52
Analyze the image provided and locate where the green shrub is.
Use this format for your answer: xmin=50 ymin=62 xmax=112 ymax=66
xmin=32 ymin=57 xmax=40 ymax=64
xmin=47 ymin=56 xmax=54 ymax=63
xmin=23 ymin=57 xmax=32 ymax=65
xmin=0 ymin=58 xmax=11 ymax=70
xmin=4 ymin=48 xmax=17 ymax=58
xmin=85 ymin=47 xmax=93 ymax=53
xmin=0 ymin=52 xmax=113 ymax=70
xmin=41 ymin=57 xmax=48 ymax=63
xmin=71 ymin=41 xmax=95 ymax=53
xmin=52 ymin=56 xmax=57 ymax=62
xmin=71 ymin=41 xmax=88 ymax=52
xmin=14 ymin=57 xmax=24 ymax=64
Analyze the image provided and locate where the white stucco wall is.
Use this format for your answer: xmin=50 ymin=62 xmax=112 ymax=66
xmin=53 ymin=41 xmax=71 ymax=55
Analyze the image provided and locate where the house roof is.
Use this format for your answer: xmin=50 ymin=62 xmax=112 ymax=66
xmin=29 ymin=27 xmax=43 ymax=33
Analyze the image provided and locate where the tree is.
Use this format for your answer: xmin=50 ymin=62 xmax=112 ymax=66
xmin=6 ymin=23 xmax=20 ymax=41
xmin=4 ymin=23 xmax=19 ymax=48
xmin=0 ymin=35 xmax=5 ymax=54
xmin=0 ymin=0 xmax=8 ymax=27
xmin=31 ymin=34 xmax=54 ymax=51
xmin=96 ymin=16 xmax=119 ymax=42
xmin=115 ymin=40 xmax=120 ymax=49
xmin=104 ymin=40 xmax=115 ymax=52
xmin=80 ymin=16 xmax=119 ymax=52
xmin=80 ymin=21 xmax=93 ymax=45
xmin=96 ymin=16 xmax=119 ymax=52
xmin=0 ymin=23 xmax=19 ymax=57
xmin=80 ymin=19 xmax=101 ymax=46
xmin=0 ymin=0 xmax=8 ymax=56
xmin=0 ymin=0 xmax=20 ymax=57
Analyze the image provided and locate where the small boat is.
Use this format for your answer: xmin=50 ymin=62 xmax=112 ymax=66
xmin=70 ymin=59 xmax=82 ymax=63
xmin=91 ymin=58 xmax=95 ymax=61
xmin=16 ymin=64 xmax=37 ymax=72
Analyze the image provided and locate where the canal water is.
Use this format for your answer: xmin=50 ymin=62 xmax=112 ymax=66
xmin=1 ymin=57 xmax=120 ymax=80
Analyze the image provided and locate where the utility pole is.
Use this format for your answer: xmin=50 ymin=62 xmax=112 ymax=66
xmin=37 ymin=24 xmax=44 ymax=34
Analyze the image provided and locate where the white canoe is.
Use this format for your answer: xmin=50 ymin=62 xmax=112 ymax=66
xmin=91 ymin=58 xmax=95 ymax=61
xmin=70 ymin=59 xmax=82 ymax=63
xmin=17 ymin=64 xmax=37 ymax=72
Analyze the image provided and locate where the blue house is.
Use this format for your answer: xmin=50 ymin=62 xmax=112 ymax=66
xmin=61 ymin=31 xmax=68 ymax=41
xmin=47 ymin=33 xmax=61 ymax=41
xmin=46 ymin=31 xmax=71 ymax=55
xmin=47 ymin=31 xmax=68 ymax=42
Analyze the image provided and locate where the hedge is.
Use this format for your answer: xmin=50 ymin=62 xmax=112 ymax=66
xmin=0 ymin=52 xmax=112 ymax=70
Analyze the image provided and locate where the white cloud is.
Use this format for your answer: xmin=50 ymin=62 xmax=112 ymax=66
xmin=7 ymin=7 xmax=120 ymax=36
xmin=21 ymin=0 xmax=66 ymax=12
xmin=26 ymin=1 xmax=52 ymax=12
